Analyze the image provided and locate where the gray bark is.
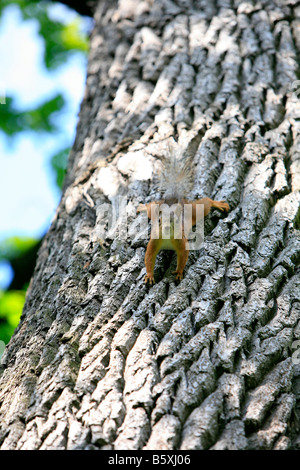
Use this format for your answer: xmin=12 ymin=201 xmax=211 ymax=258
xmin=1 ymin=0 xmax=300 ymax=450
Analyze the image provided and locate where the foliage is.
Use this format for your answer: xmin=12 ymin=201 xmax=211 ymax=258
xmin=0 ymin=290 xmax=26 ymax=344
xmin=0 ymin=236 xmax=41 ymax=344
xmin=51 ymin=147 xmax=70 ymax=189
xmin=0 ymin=236 xmax=39 ymax=261
xmin=0 ymin=1 xmax=90 ymax=346
xmin=0 ymin=95 xmax=65 ymax=136
xmin=0 ymin=0 xmax=89 ymax=70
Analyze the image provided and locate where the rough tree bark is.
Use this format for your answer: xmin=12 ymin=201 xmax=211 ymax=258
xmin=1 ymin=0 xmax=300 ymax=451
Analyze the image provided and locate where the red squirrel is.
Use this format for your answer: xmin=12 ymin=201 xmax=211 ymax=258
xmin=138 ymin=144 xmax=229 ymax=284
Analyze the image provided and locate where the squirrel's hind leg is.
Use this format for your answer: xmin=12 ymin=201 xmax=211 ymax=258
xmin=144 ymin=239 xmax=161 ymax=285
xmin=172 ymin=238 xmax=189 ymax=281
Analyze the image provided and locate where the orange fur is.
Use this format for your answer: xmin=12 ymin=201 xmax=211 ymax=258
xmin=143 ymin=198 xmax=229 ymax=284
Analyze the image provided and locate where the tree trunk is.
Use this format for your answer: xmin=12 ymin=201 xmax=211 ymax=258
xmin=1 ymin=0 xmax=300 ymax=450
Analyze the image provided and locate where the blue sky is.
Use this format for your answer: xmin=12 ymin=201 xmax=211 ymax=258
xmin=0 ymin=3 xmax=90 ymax=287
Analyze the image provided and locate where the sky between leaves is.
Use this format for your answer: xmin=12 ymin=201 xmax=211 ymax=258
xmin=0 ymin=2 xmax=91 ymax=287
xmin=0 ymin=1 xmax=92 ymax=343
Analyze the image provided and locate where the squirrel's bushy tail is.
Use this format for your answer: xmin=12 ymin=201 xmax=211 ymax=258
xmin=159 ymin=142 xmax=194 ymax=204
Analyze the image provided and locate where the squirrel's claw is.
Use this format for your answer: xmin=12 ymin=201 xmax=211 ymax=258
xmin=218 ymin=201 xmax=230 ymax=212
xmin=145 ymin=274 xmax=155 ymax=285
xmin=172 ymin=270 xmax=183 ymax=281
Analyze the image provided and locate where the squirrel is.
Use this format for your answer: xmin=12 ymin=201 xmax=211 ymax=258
xmin=137 ymin=143 xmax=229 ymax=285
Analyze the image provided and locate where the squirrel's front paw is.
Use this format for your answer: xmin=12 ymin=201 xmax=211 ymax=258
xmin=219 ymin=201 xmax=229 ymax=212
xmin=172 ymin=270 xmax=183 ymax=281
xmin=145 ymin=274 xmax=155 ymax=285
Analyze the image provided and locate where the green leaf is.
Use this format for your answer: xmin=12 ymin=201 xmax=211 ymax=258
xmin=0 ymin=1 xmax=89 ymax=70
xmin=0 ymin=290 xmax=25 ymax=325
xmin=51 ymin=147 xmax=70 ymax=189
xmin=0 ymin=289 xmax=26 ymax=343
xmin=0 ymin=236 xmax=39 ymax=261
xmin=61 ymin=18 xmax=89 ymax=53
xmin=0 ymin=95 xmax=65 ymax=136
xmin=0 ymin=322 xmax=15 ymax=346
